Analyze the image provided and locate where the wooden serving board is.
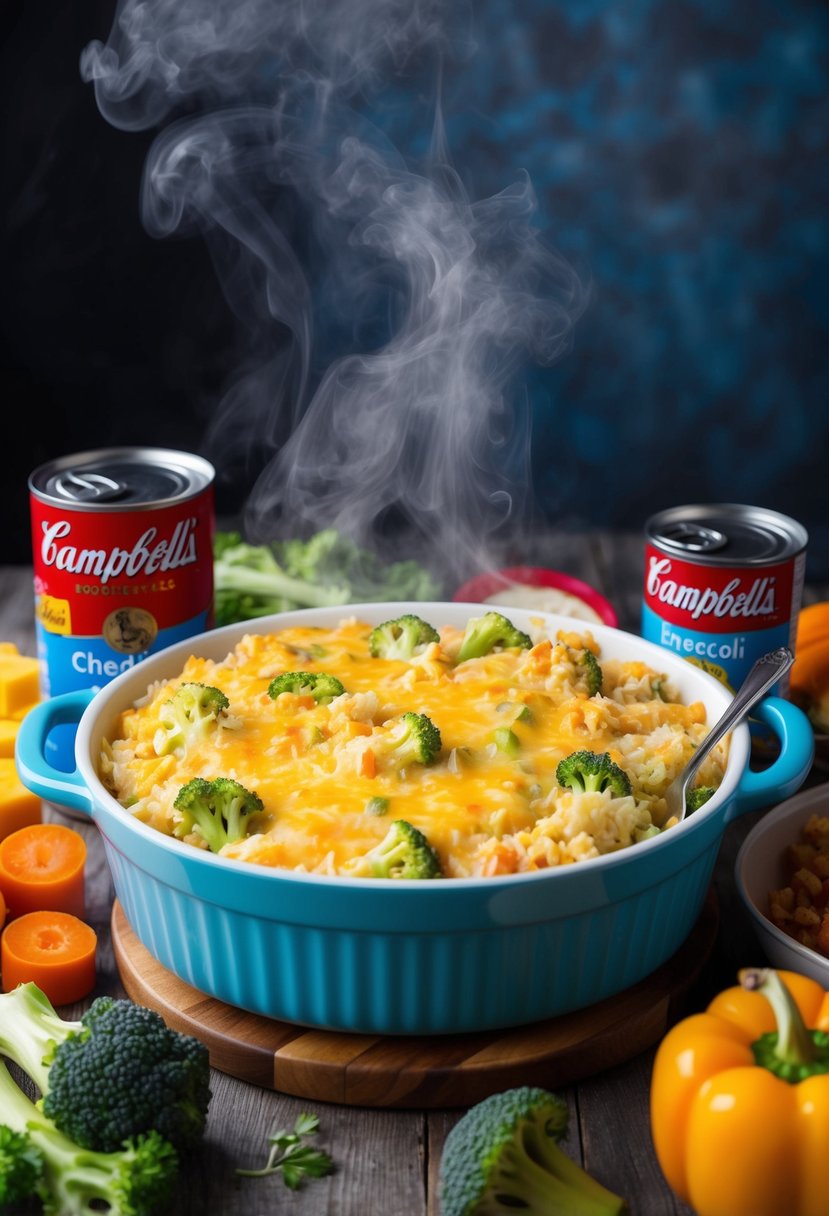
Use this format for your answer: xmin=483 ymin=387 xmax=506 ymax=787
xmin=112 ymin=893 xmax=718 ymax=1108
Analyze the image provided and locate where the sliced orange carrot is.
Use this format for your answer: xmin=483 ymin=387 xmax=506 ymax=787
xmin=0 ymin=886 xmax=5 ymax=930
xmin=0 ymin=823 xmax=86 ymax=919
xmin=359 ymin=747 xmax=376 ymax=778
xmin=1 ymin=910 xmax=96 ymax=1004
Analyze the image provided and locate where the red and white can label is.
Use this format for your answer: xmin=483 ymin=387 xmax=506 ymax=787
xmin=31 ymin=492 xmax=214 ymax=765
xmin=641 ymin=544 xmax=805 ymax=693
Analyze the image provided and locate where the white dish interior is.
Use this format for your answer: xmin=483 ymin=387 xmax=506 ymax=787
xmin=736 ymin=781 xmax=829 ymax=985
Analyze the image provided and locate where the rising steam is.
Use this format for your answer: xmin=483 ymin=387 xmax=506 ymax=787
xmin=81 ymin=0 xmax=588 ymax=580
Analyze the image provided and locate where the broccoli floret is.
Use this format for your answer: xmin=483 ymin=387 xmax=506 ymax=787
xmin=173 ymin=776 xmax=265 ymax=853
xmin=686 ymin=785 xmax=716 ymax=813
xmin=368 ymin=614 xmax=441 ymax=660
xmin=490 ymin=727 xmax=520 ymax=757
xmin=556 ymin=750 xmax=632 ymax=798
xmin=457 ymin=612 xmax=532 ymax=662
xmin=346 ymin=820 xmax=442 ymax=879
xmin=439 ymin=1086 xmax=629 ymax=1216
xmin=153 ymin=682 xmax=231 ymax=755
xmin=0 ymin=1058 xmax=178 ymax=1216
xmin=579 ymin=649 xmax=603 ymax=697
xmin=365 ymin=796 xmax=390 ymax=816
xmin=380 ymin=711 xmax=442 ymax=767
xmin=0 ymin=1124 xmax=43 ymax=1206
xmin=0 ymin=983 xmax=210 ymax=1156
xmin=267 ymin=671 xmax=345 ymax=703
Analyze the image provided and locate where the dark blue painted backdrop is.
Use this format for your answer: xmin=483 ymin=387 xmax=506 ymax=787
xmin=370 ymin=0 xmax=828 ymax=562
xmin=1 ymin=0 xmax=827 ymax=572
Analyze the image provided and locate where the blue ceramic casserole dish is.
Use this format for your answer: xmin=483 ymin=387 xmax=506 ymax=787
xmin=15 ymin=602 xmax=814 ymax=1035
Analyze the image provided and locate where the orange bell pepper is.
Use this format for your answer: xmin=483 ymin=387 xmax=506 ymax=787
xmin=651 ymin=968 xmax=829 ymax=1216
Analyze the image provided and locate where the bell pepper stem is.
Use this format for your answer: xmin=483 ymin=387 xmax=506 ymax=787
xmin=739 ymin=967 xmax=817 ymax=1067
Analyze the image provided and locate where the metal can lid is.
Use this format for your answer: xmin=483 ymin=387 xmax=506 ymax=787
xmin=29 ymin=447 xmax=215 ymax=510
xmin=646 ymin=503 xmax=808 ymax=565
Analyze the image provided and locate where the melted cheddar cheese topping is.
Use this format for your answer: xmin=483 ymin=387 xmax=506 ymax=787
xmin=100 ymin=616 xmax=727 ymax=878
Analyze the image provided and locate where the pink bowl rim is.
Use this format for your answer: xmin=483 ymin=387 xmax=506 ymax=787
xmin=453 ymin=566 xmax=618 ymax=627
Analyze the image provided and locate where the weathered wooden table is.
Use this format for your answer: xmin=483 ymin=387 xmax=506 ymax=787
xmin=2 ymin=532 xmax=826 ymax=1216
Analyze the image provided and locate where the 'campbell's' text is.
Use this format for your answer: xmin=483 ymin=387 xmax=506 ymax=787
xmin=40 ymin=518 xmax=199 ymax=585
xmin=646 ymin=556 xmax=777 ymax=621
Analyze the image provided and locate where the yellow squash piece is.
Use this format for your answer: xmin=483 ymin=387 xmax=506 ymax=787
xmin=0 ymin=720 xmax=19 ymax=758
xmin=0 ymin=758 xmax=42 ymax=840
xmin=651 ymin=968 xmax=829 ymax=1216
xmin=0 ymin=653 xmax=40 ymax=718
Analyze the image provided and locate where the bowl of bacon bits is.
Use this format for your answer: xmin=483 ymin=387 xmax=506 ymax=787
xmin=736 ymin=782 xmax=829 ymax=985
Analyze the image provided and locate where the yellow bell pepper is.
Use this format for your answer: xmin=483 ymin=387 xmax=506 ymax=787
xmin=651 ymin=968 xmax=829 ymax=1216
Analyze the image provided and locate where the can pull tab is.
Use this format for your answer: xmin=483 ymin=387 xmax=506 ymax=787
xmin=654 ymin=523 xmax=728 ymax=553
xmin=53 ymin=472 xmax=128 ymax=503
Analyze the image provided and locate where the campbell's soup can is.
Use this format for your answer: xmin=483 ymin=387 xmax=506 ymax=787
xmin=29 ymin=447 xmax=215 ymax=775
xmin=641 ymin=504 xmax=807 ymax=702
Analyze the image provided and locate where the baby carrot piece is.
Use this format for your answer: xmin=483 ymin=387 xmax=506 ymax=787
xmin=1 ymin=910 xmax=97 ymax=1004
xmin=0 ymin=823 xmax=86 ymax=919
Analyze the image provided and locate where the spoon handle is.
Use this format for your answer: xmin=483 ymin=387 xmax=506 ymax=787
xmin=682 ymin=646 xmax=794 ymax=785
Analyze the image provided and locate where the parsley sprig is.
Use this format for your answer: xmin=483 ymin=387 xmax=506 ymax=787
xmin=236 ymin=1112 xmax=333 ymax=1189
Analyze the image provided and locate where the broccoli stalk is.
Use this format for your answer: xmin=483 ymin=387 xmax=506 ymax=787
xmin=368 ymin=614 xmax=441 ymax=659
xmin=173 ymin=776 xmax=265 ymax=853
xmin=344 ymin=820 xmax=442 ymax=879
xmin=213 ymin=529 xmax=442 ymax=627
xmin=379 ymin=711 xmax=442 ymax=768
xmin=457 ymin=612 xmax=532 ymax=662
xmin=556 ymin=750 xmax=632 ymax=798
xmin=439 ymin=1087 xmax=629 ymax=1216
xmin=0 ymin=1058 xmax=178 ymax=1216
xmin=267 ymin=671 xmax=345 ymax=703
xmin=213 ymin=538 xmax=351 ymax=623
xmin=0 ymin=983 xmax=210 ymax=1156
xmin=153 ymin=682 xmax=232 ymax=756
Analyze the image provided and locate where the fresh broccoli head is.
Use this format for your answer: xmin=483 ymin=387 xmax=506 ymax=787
xmin=0 ymin=1058 xmax=178 ymax=1216
xmin=556 ymin=750 xmax=632 ymax=798
xmin=153 ymin=682 xmax=231 ymax=756
xmin=267 ymin=671 xmax=346 ymax=703
xmin=368 ymin=614 xmax=441 ymax=660
xmin=380 ymin=711 xmax=442 ymax=767
xmin=346 ymin=819 xmax=442 ymax=879
xmin=0 ymin=983 xmax=211 ymax=1156
xmin=685 ymin=785 xmax=716 ymax=813
xmin=439 ymin=1086 xmax=629 ymax=1216
xmin=173 ymin=776 xmax=264 ymax=852
xmin=457 ymin=612 xmax=532 ymax=662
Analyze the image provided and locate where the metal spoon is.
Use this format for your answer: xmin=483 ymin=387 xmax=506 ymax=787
xmin=663 ymin=645 xmax=794 ymax=825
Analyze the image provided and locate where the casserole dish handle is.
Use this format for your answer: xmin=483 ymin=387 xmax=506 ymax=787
xmin=727 ymin=696 xmax=816 ymax=820
xmin=14 ymin=690 xmax=96 ymax=816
